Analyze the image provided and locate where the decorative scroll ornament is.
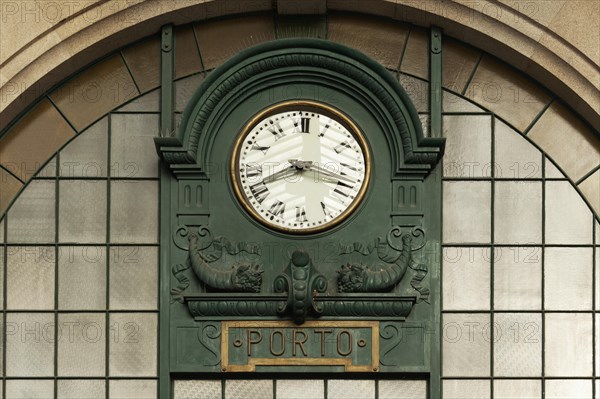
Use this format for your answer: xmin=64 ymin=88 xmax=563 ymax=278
xmin=197 ymin=322 xmax=221 ymax=366
xmin=337 ymin=226 xmax=430 ymax=302
xmin=274 ymin=251 xmax=328 ymax=325
xmin=171 ymin=226 xmax=263 ymax=302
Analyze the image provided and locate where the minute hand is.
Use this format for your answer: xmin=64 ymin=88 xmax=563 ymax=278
xmin=306 ymin=163 xmax=356 ymax=184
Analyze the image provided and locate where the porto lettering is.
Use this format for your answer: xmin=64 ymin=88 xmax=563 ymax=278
xmin=221 ymin=321 xmax=379 ymax=372
xmin=244 ymin=328 xmax=356 ymax=357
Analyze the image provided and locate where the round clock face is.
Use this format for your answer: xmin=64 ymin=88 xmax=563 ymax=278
xmin=231 ymin=100 xmax=371 ymax=234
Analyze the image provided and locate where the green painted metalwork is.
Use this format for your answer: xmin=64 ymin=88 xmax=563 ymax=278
xmin=429 ymin=26 xmax=442 ymax=139
xmin=157 ymin=36 xmax=444 ymax=395
xmin=428 ymin=25 xmax=443 ymax=398
xmin=159 ymin=24 xmax=175 ymax=399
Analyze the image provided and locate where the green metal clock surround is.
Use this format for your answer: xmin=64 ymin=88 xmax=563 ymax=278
xmin=230 ymin=99 xmax=372 ymax=235
xmin=156 ymin=33 xmax=445 ymax=398
xmin=156 ymin=38 xmax=444 ymax=178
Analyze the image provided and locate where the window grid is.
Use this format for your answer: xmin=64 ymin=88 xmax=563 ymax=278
xmin=440 ymin=97 xmax=600 ymax=398
xmin=0 ymin=107 xmax=160 ymax=399
xmin=171 ymin=378 xmax=429 ymax=399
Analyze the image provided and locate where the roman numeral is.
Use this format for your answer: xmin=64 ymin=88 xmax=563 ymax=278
xmin=334 ymin=141 xmax=352 ymax=153
xmin=269 ymin=122 xmax=286 ymax=140
xmin=295 ymin=206 xmax=308 ymax=222
xmin=320 ymin=201 xmax=335 ymax=218
xmin=333 ymin=181 xmax=354 ymax=198
xmin=249 ymin=181 xmax=269 ymax=204
xmin=339 ymin=162 xmax=358 ymax=176
xmin=318 ymin=124 xmax=330 ymax=137
xmin=251 ymin=144 xmax=270 ymax=154
xmin=245 ymin=163 xmax=262 ymax=179
xmin=268 ymin=200 xmax=286 ymax=217
xmin=300 ymin=118 xmax=310 ymax=133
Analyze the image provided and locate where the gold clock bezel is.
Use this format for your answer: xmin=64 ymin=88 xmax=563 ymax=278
xmin=230 ymin=100 xmax=372 ymax=234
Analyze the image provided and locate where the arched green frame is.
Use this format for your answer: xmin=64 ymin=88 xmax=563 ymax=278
xmin=155 ymin=38 xmax=444 ymax=180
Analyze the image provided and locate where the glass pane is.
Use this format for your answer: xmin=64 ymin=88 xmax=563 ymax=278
xmin=7 ymin=246 xmax=55 ymax=310
xmin=596 ymin=315 xmax=600 ymax=377
xmin=110 ymin=181 xmax=159 ymax=244
xmin=494 ymin=313 xmax=541 ymax=376
xmin=57 ymin=379 xmax=105 ymax=399
xmin=109 ymin=313 xmax=157 ymax=377
xmin=328 ymin=380 xmax=374 ymax=399
xmin=109 ymin=380 xmax=157 ymax=399
xmin=494 ymin=247 xmax=542 ymax=310
xmin=59 ymin=180 xmax=107 ymax=243
xmin=545 ymin=313 xmax=592 ymax=377
xmin=378 ymin=380 xmax=427 ymax=399
xmin=443 ymin=181 xmax=491 ymax=244
xmin=442 ymin=380 xmax=490 ymax=399
xmin=398 ymin=74 xmax=428 ymax=113
xmin=58 ymin=246 xmax=106 ymax=310
xmin=38 ymin=155 xmax=57 ymax=177
xmin=0 ymin=318 xmax=3 ymax=375
xmin=57 ymin=313 xmax=105 ymax=376
xmin=225 ymin=380 xmax=273 ymax=399
xmin=494 ymin=119 xmax=542 ymax=179
xmin=545 ymin=181 xmax=593 ymax=244
xmin=7 ymin=180 xmax=55 ymax=243
xmin=60 ymin=117 xmax=108 ymax=177
xmin=442 ymin=314 xmax=490 ymax=377
xmin=173 ymin=380 xmax=220 ymax=399
xmin=545 ymin=247 xmax=593 ymax=310
xmin=277 ymin=380 xmax=324 ymax=399
xmin=545 ymin=157 xmax=566 ymax=178
xmin=110 ymin=246 xmax=157 ymax=310
xmin=493 ymin=380 xmax=541 ymax=399
xmin=0 ymin=247 xmax=3 ymax=309
xmin=5 ymin=380 xmax=54 ymax=399
xmin=443 ymin=115 xmax=492 ymax=178
xmin=545 ymin=380 xmax=592 ymax=399
xmin=442 ymin=247 xmax=490 ymax=310
xmin=5 ymin=313 xmax=54 ymax=376
xmin=494 ymin=181 xmax=542 ymax=245
xmin=596 ymin=247 xmax=600 ymax=311
xmin=110 ymin=114 xmax=160 ymax=178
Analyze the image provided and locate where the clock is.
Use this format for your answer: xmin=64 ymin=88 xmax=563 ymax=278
xmin=231 ymin=100 xmax=371 ymax=234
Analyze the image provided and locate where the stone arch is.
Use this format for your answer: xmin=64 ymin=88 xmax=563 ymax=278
xmin=1 ymin=0 xmax=598 ymax=132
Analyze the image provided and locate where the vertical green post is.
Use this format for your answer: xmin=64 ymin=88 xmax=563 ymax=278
xmin=430 ymin=27 xmax=442 ymax=139
xmin=159 ymin=24 xmax=174 ymax=399
xmin=429 ymin=25 xmax=443 ymax=399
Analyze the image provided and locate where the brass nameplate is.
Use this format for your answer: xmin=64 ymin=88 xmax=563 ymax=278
xmin=221 ymin=320 xmax=379 ymax=372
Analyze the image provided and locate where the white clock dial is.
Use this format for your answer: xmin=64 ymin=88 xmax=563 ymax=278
xmin=232 ymin=101 xmax=370 ymax=233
